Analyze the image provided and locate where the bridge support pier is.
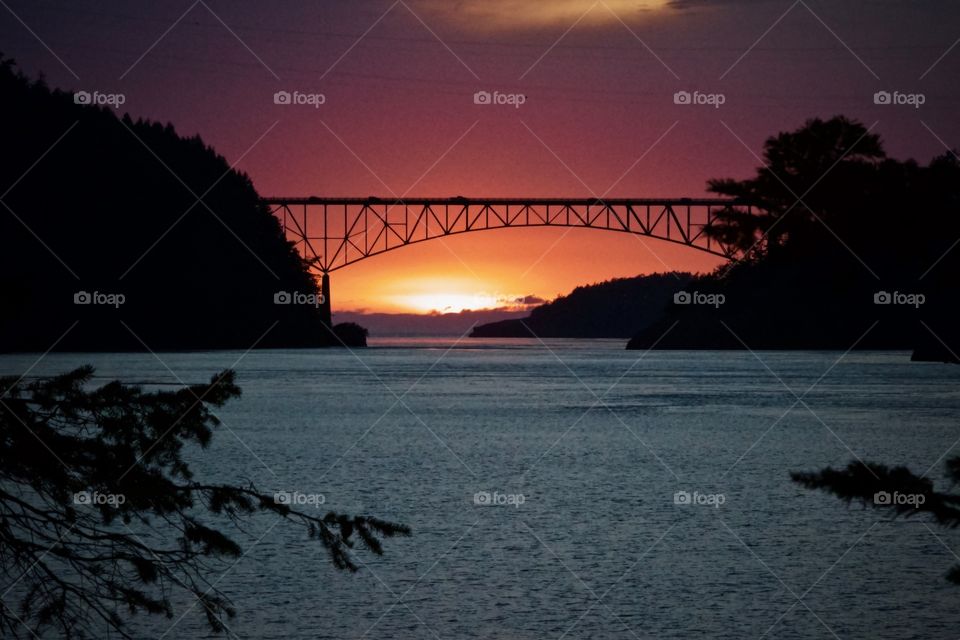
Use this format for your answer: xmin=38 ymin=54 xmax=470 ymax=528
xmin=320 ymin=272 xmax=332 ymax=329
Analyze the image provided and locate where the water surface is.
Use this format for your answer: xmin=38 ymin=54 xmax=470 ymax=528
xmin=3 ymin=340 xmax=959 ymax=639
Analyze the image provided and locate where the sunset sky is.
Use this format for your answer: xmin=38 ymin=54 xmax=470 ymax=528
xmin=3 ymin=0 xmax=959 ymax=313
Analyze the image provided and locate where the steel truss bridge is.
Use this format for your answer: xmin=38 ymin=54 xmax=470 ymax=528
xmin=262 ymin=197 xmax=747 ymax=272
xmin=260 ymin=197 xmax=748 ymax=324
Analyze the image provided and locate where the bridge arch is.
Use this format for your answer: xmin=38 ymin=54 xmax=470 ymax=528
xmin=262 ymin=197 xmax=747 ymax=273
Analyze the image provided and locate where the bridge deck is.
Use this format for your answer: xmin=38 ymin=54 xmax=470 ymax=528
xmin=262 ymin=197 xmax=742 ymax=206
xmin=261 ymin=197 xmax=749 ymax=271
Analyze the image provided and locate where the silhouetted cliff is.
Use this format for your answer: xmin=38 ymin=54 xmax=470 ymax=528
xmin=0 ymin=58 xmax=360 ymax=351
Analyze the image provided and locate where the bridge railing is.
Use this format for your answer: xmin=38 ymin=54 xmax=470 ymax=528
xmin=261 ymin=197 xmax=749 ymax=272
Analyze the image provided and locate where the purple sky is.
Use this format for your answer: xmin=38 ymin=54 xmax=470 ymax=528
xmin=3 ymin=0 xmax=959 ymax=312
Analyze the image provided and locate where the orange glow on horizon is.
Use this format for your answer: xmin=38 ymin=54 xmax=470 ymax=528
xmin=329 ymin=227 xmax=726 ymax=315
xmin=393 ymin=292 xmax=508 ymax=314
xmin=377 ymin=276 xmax=534 ymax=313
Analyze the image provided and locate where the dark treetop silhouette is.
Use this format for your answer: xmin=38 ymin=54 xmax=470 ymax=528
xmin=0 ymin=57 xmax=363 ymax=352
xmin=625 ymin=117 xmax=960 ymax=360
xmin=793 ymin=456 xmax=960 ymax=585
xmin=471 ymin=272 xmax=694 ymax=339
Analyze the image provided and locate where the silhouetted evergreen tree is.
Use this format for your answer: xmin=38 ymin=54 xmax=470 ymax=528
xmin=628 ymin=117 xmax=960 ymax=357
xmin=793 ymin=457 xmax=960 ymax=583
xmin=0 ymin=367 xmax=409 ymax=637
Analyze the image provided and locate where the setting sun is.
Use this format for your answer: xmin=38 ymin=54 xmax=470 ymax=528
xmin=394 ymin=292 xmax=503 ymax=313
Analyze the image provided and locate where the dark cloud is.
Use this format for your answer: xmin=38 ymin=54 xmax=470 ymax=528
xmin=512 ymin=295 xmax=547 ymax=306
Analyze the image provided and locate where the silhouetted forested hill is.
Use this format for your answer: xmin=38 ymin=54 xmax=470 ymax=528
xmin=0 ymin=58 xmax=352 ymax=351
xmin=470 ymin=273 xmax=693 ymax=338
xmin=626 ymin=117 xmax=960 ymax=360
